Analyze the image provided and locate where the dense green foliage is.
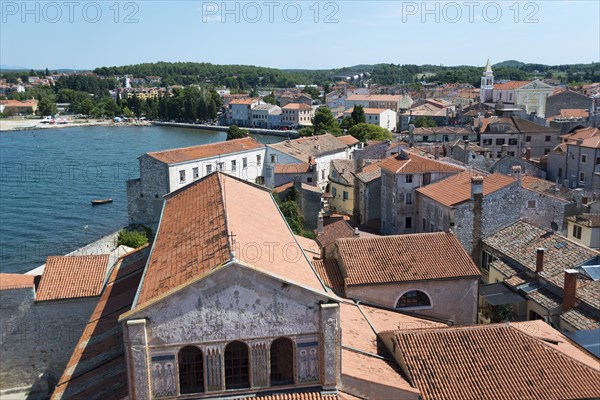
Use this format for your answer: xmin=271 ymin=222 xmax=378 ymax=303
xmin=309 ymin=107 xmax=341 ymax=136
xmin=412 ymin=116 xmax=437 ymax=128
xmin=348 ymin=123 xmax=392 ymax=142
xmin=273 ymin=189 xmax=315 ymax=239
xmin=491 ymin=304 xmax=513 ymax=323
xmin=117 ymin=228 xmax=149 ymax=248
xmin=227 ymin=125 xmax=249 ymax=140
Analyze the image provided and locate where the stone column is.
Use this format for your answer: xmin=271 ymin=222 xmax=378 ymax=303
xmin=205 ymin=345 xmax=223 ymax=392
xmin=251 ymin=340 xmax=269 ymax=387
xmin=124 ymin=319 xmax=151 ymax=400
xmin=320 ymin=303 xmax=340 ymax=390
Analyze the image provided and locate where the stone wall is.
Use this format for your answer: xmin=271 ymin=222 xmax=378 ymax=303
xmin=452 ymin=181 xmax=522 ymax=258
xmin=127 ymin=155 xmax=169 ymax=225
xmin=491 ymin=156 xmax=546 ymax=178
xmin=520 ymin=188 xmax=572 ymax=233
xmin=0 ymin=289 xmax=97 ymax=392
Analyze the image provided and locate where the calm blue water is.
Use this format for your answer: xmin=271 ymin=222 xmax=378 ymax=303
xmin=0 ymin=125 xmax=282 ymax=273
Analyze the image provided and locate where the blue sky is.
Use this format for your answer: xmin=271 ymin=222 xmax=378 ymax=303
xmin=1 ymin=1 xmax=598 ymax=70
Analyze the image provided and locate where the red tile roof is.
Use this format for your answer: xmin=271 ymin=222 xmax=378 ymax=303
xmin=274 ymin=162 xmax=312 ymax=174
xmin=416 ymin=171 xmax=516 ymax=207
xmin=135 ymin=172 xmax=327 ymax=306
xmin=313 ymin=259 xmax=345 ymax=296
xmin=253 ymin=393 xmax=340 ymax=400
xmin=336 ymin=232 xmax=481 ymax=286
xmin=146 ymin=137 xmax=264 ymax=164
xmin=315 ymin=219 xmax=355 ymax=248
xmin=380 ymin=152 xmax=463 ymax=175
xmin=36 ymin=255 xmax=109 ymax=302
xmin=337 ymin=135 xmax=360 ymax=146
xmin=391 ymin=324 xmax=600 ymax=400
xmin=493 ymin=80 xmax=531 ymax=90
xmin=0 ymin=273 xmax=35 ymax=290
xmin=282 ymin=103 xmax=312 ymax=110
xmin=355 ymin=161 xmax=382 ymax=183
xmin=229 ymin=97 xmax=259 ymax=105
xmin=51 ymin=246 xmax=150 ymax=400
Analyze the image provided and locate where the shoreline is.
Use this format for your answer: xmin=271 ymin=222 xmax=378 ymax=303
xmin=0 ymin=118 xmax=152 ymax=132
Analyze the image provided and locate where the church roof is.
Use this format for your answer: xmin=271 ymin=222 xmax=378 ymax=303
xmin=133 ymin=172 xmax=328 ymax=308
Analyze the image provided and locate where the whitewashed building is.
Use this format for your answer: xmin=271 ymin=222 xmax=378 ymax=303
xmin=343 ymin=107 xmax=398 ymax=131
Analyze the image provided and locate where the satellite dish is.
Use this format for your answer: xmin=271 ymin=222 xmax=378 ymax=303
xmin=551 ymin=221 xmax=558 ymax=232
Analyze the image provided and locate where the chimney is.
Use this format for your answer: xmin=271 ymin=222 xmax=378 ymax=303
xmin=501 ymin=144 xmax=508 ymax=158
xmin=353 ymin=227 xmax=360 ymax=237
xmin=525 ymin=147 xmax=531 ymax=160
xmin=317 ymin=212 xmax=324 ymax=236
xmin=512 ymin=165 xmax=522 ymax=187
xmin=562 ymin=269 xmax=578 ymax=312
xmin=535 ymin=248 xmax=545 ymax=273
xmin=470 ymin=176 xmax=484 ymax=200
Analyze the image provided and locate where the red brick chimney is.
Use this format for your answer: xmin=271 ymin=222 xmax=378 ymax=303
xmin=535 ymin=248 xmax=545 ymax=273
xmin=562 ymin=269 xmax=578 ymax=312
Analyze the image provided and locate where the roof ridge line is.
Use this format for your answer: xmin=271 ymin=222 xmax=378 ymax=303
xmin=218 ymin=173 xmax=234 ymax=260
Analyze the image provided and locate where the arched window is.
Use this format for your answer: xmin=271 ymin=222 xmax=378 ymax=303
xmin=396 ymin=290 xmax=431 ymax=308
xmin=224 ymin=341 xmax=250 ymax=390
xmin=270 ymin=337 xmax=294 ymax=386
xmin=178 ymin=346 xmax=204 ymax=394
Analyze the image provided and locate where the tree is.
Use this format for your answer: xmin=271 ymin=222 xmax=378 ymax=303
xmin=340 ymin=116 xmax=355 ymax=131
xmin=311 ymin=107 xmax=341 ymax=136
xmin=348 ymin=123 xmax=392 ymax=142
xmin=38 ymin=95 xmax=57 ymax=116
xmin=227 ymin=125 xmax=248 ymax=140
xmin=490 ymin=304 xmax=513 ymax=323
xmin=350 ymin=105 xmax=366 ymax=125
xmin=263 ymin=95 xmax=276 ymax=105
xmin=412 ymin=116 xmax=437 ymax=128
xmin=77 ymin=98 xmax=94 ymax=116
xmin=122 ymin=106 xmax=134 ymax=118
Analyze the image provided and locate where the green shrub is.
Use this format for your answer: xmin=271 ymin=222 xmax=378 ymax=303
xmin=118 ymin=228 xmax=149 ymax=248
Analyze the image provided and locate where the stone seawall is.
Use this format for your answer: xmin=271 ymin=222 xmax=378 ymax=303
xmin=151 ymin=121 xmax=300 ymax=137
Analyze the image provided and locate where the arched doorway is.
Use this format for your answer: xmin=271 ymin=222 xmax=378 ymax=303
xmin=178 ymin=346 xmax=204 ymax=394
xmin=224 ymin=341 xmax=250 ymax=390
xmin=270 ymin=337 xmax=294 ymax=385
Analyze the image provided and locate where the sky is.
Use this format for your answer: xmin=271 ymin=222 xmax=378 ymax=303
xmin=1 ymin=1 xmax=599 ymax=70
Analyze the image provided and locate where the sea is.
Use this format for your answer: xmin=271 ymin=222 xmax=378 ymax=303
xmin=0 ymin=125 xmax=284 ymax=273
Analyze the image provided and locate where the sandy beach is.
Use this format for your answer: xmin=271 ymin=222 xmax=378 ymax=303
xmin=0 ymin=117 xmax=151 ymax=132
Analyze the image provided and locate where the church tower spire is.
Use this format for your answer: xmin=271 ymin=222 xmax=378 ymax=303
xmin=480 ymin=58 xmax=494 ymax=103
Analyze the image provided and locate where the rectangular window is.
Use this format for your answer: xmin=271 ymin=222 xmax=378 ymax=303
xmin=321 ymin=170 xmax=325 ymax=180
xmin=558 ymin=167 xmax=562 ymax=178
xmin=483 ymin=139 xmax=492 ymax=146
xmin=270 ymin=154 xmax=277 ymax=163
xmin=343 ymin=191 xmax=349 ymax=200
xmin=508 ymin=138 xmax=518 ymax=145
xmin=527 ymin=200 xmax=536 ymax=209
xmin=206 ymin=165 xmax=212 ymax=174
xmin=179 ymin=170 xmax=186 ymax=183
xmin=405 ymin=174 xmax=413 ymax=183
xmin=422 ymin=218 xmax=427 ymax=231
xmin=496 ymin=138 xmax=505 ymax=145
xmin=332 ymin=187 xmax=337 ymax=197
xmin=256 ymin=155 xmax=261 ymax=166
xmin=545 ymin=135 xmax=551 ymax=142
xmin=306 ymin=177 xmax=313 ymax=183
xmin=218 ymin=162 xmax=224 ymax=171
xmin=193 ymin=167 xmax=199 ymax=180
xmin=573 ymin=225 xmax=582 ymax=239
xmin=579 ymin=172 xmax=585 ymax=182
xmin=405 ymin=217 xmax=412 ymax=229
xmin=581 ymin=154 xmax=587 ymax=163
xmin=406 ymin=192 xmax=413 ymax=205
xmin=544 ymin=148 xmax=550 ymax=155
xmin=423 ymin=135 xmax=429 ymax=141
xmin=443 ymin=135 xmax=449 ymax=142
xmin=231 ymin=160 xmax=237 ymax=171
xmin=243 ymin=158 xmax=248 ymax=168
xmin=525 ymin=136 xmax=532 ymax=142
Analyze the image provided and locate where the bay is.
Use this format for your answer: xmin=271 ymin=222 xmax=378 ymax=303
xmin=0 ymin=125 xmax=283 ymax=273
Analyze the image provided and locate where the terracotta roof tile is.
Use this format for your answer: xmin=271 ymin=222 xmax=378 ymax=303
xmin=253 ymin=393 xmax=339 ymax=400
xmin=315 ymin=219 xmax=355 ymax=248
xmin=336 ymin=232 xmax=481 ymax=286
xmin=482 ymin=220 xmax=599 ymax=279
xmin=346 ymin=94 xmax=403 ymax=102
xmin=355 ymin=161 xmax=382 ymax=183
xmin=489 ymin=259 xmax=519 ymax=278
xmin=282 ymin=103 xmax=312 ymax=110
xmin=330 ymin=159 xmax=355 ymax=185
xmin=560 ymin=308 xmax=600 ymax=331
xmin=0 ymin=273 xmax=35 ymax=290
xmin=380 ymin=152 xmax=463 ymax=175
xmin=146 ymin=137 xmax=264 ymax=164
xmin=229 ymin=97 xmax=259 ymax=105
xmin=527 ymin=286 xmax=561 ymax=310
xmin=417 ymin=171 xmax=516 ymax=207
xmin=392 ymin=324 xmax=600 ymax=400
xmin=313 ymin=259 xmax=345 ymax=296
xmin=336 ymin=135 xmax=360 ymax=146
xmin=492 ymin=80 xmax=531 ymax=90
xmin=568 ymin=213 xmax=600 ymax=228
xmin=136 ymin=173 xmax=327 ymax=306
xmin=136 ymin=173 xmax=230 ymax=305
xmin=274 ymin=162 xmax=313 ymax=174
xmin=268 ymin=134 xmax=347 ymax=160
xmin=36 ymin=255 xmax=109 ymax=302
xmin=51 ymin=246 xmax=150 ymax=400
xmin=560 ymin=127 xmax=599 ymax=143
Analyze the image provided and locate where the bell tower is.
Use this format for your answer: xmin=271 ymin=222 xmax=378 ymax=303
xmin=480 ymin=58 xmax=494 ymax=103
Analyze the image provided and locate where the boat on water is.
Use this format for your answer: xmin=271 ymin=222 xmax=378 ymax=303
xmin=91 ymin=198 xmax=113 ymax=205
